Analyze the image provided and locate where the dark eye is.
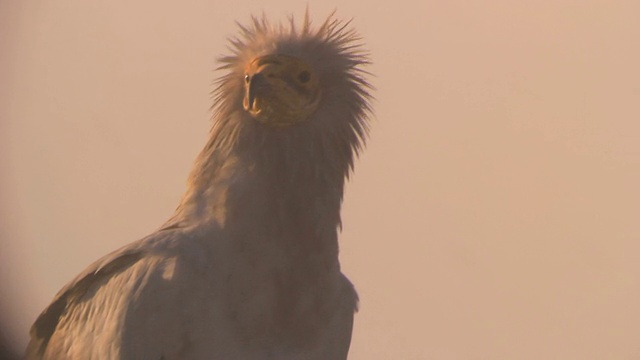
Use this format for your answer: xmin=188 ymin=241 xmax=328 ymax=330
xmin=244 ymin=75 xmax=250 ymax=83
xmin=297 ymin=71 xmax=311 ymax=83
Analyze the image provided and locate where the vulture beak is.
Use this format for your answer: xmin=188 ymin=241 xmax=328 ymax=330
xmin=244 ymin=73 xmax=267 ymax=115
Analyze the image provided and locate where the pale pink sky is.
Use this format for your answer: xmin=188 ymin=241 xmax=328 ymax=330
xmin=2 ymin=1 xmax=640 ymax=358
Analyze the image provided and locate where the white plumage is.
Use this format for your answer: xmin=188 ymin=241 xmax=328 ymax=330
xmin=27 ymin=12 xmax=372 ymax=360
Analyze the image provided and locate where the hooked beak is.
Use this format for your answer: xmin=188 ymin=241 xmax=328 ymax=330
xmin=244 ymin=73 xmax=267 ymax=114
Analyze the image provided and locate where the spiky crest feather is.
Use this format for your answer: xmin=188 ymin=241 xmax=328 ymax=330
xmin=204 ymin=12 xmax=372 ymax=178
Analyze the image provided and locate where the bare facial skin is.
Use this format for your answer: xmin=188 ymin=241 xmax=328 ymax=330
xmin=243 ymin=54 xmax=322 ymax=126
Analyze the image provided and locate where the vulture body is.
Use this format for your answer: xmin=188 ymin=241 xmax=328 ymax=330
xmin=27 ymin=13 xmax=372 ymax=360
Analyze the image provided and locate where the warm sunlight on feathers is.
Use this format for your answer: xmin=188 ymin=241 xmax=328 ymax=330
xmin=27 ymin=11 xmax=372 ymax=360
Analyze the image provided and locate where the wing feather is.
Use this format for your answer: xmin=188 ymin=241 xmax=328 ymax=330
xmin=26 ymin=250 xmax=143 ymax=359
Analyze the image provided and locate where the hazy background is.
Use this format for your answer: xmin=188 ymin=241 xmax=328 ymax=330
xmin=2 ymin=1 xmax=639 ymax=358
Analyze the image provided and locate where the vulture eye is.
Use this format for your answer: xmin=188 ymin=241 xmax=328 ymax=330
xmin=297 ymin=71 xmax=311 ymax=83
xmin=244 ymin=75 xmax=250 ymax=83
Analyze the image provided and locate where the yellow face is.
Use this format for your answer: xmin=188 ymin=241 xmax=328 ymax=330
xmin=243 ymin=54 xmax=322 ymax=126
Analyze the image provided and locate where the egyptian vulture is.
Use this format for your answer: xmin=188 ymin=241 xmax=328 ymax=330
xmin=27 ymin=12 xmax=372 ymax=360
